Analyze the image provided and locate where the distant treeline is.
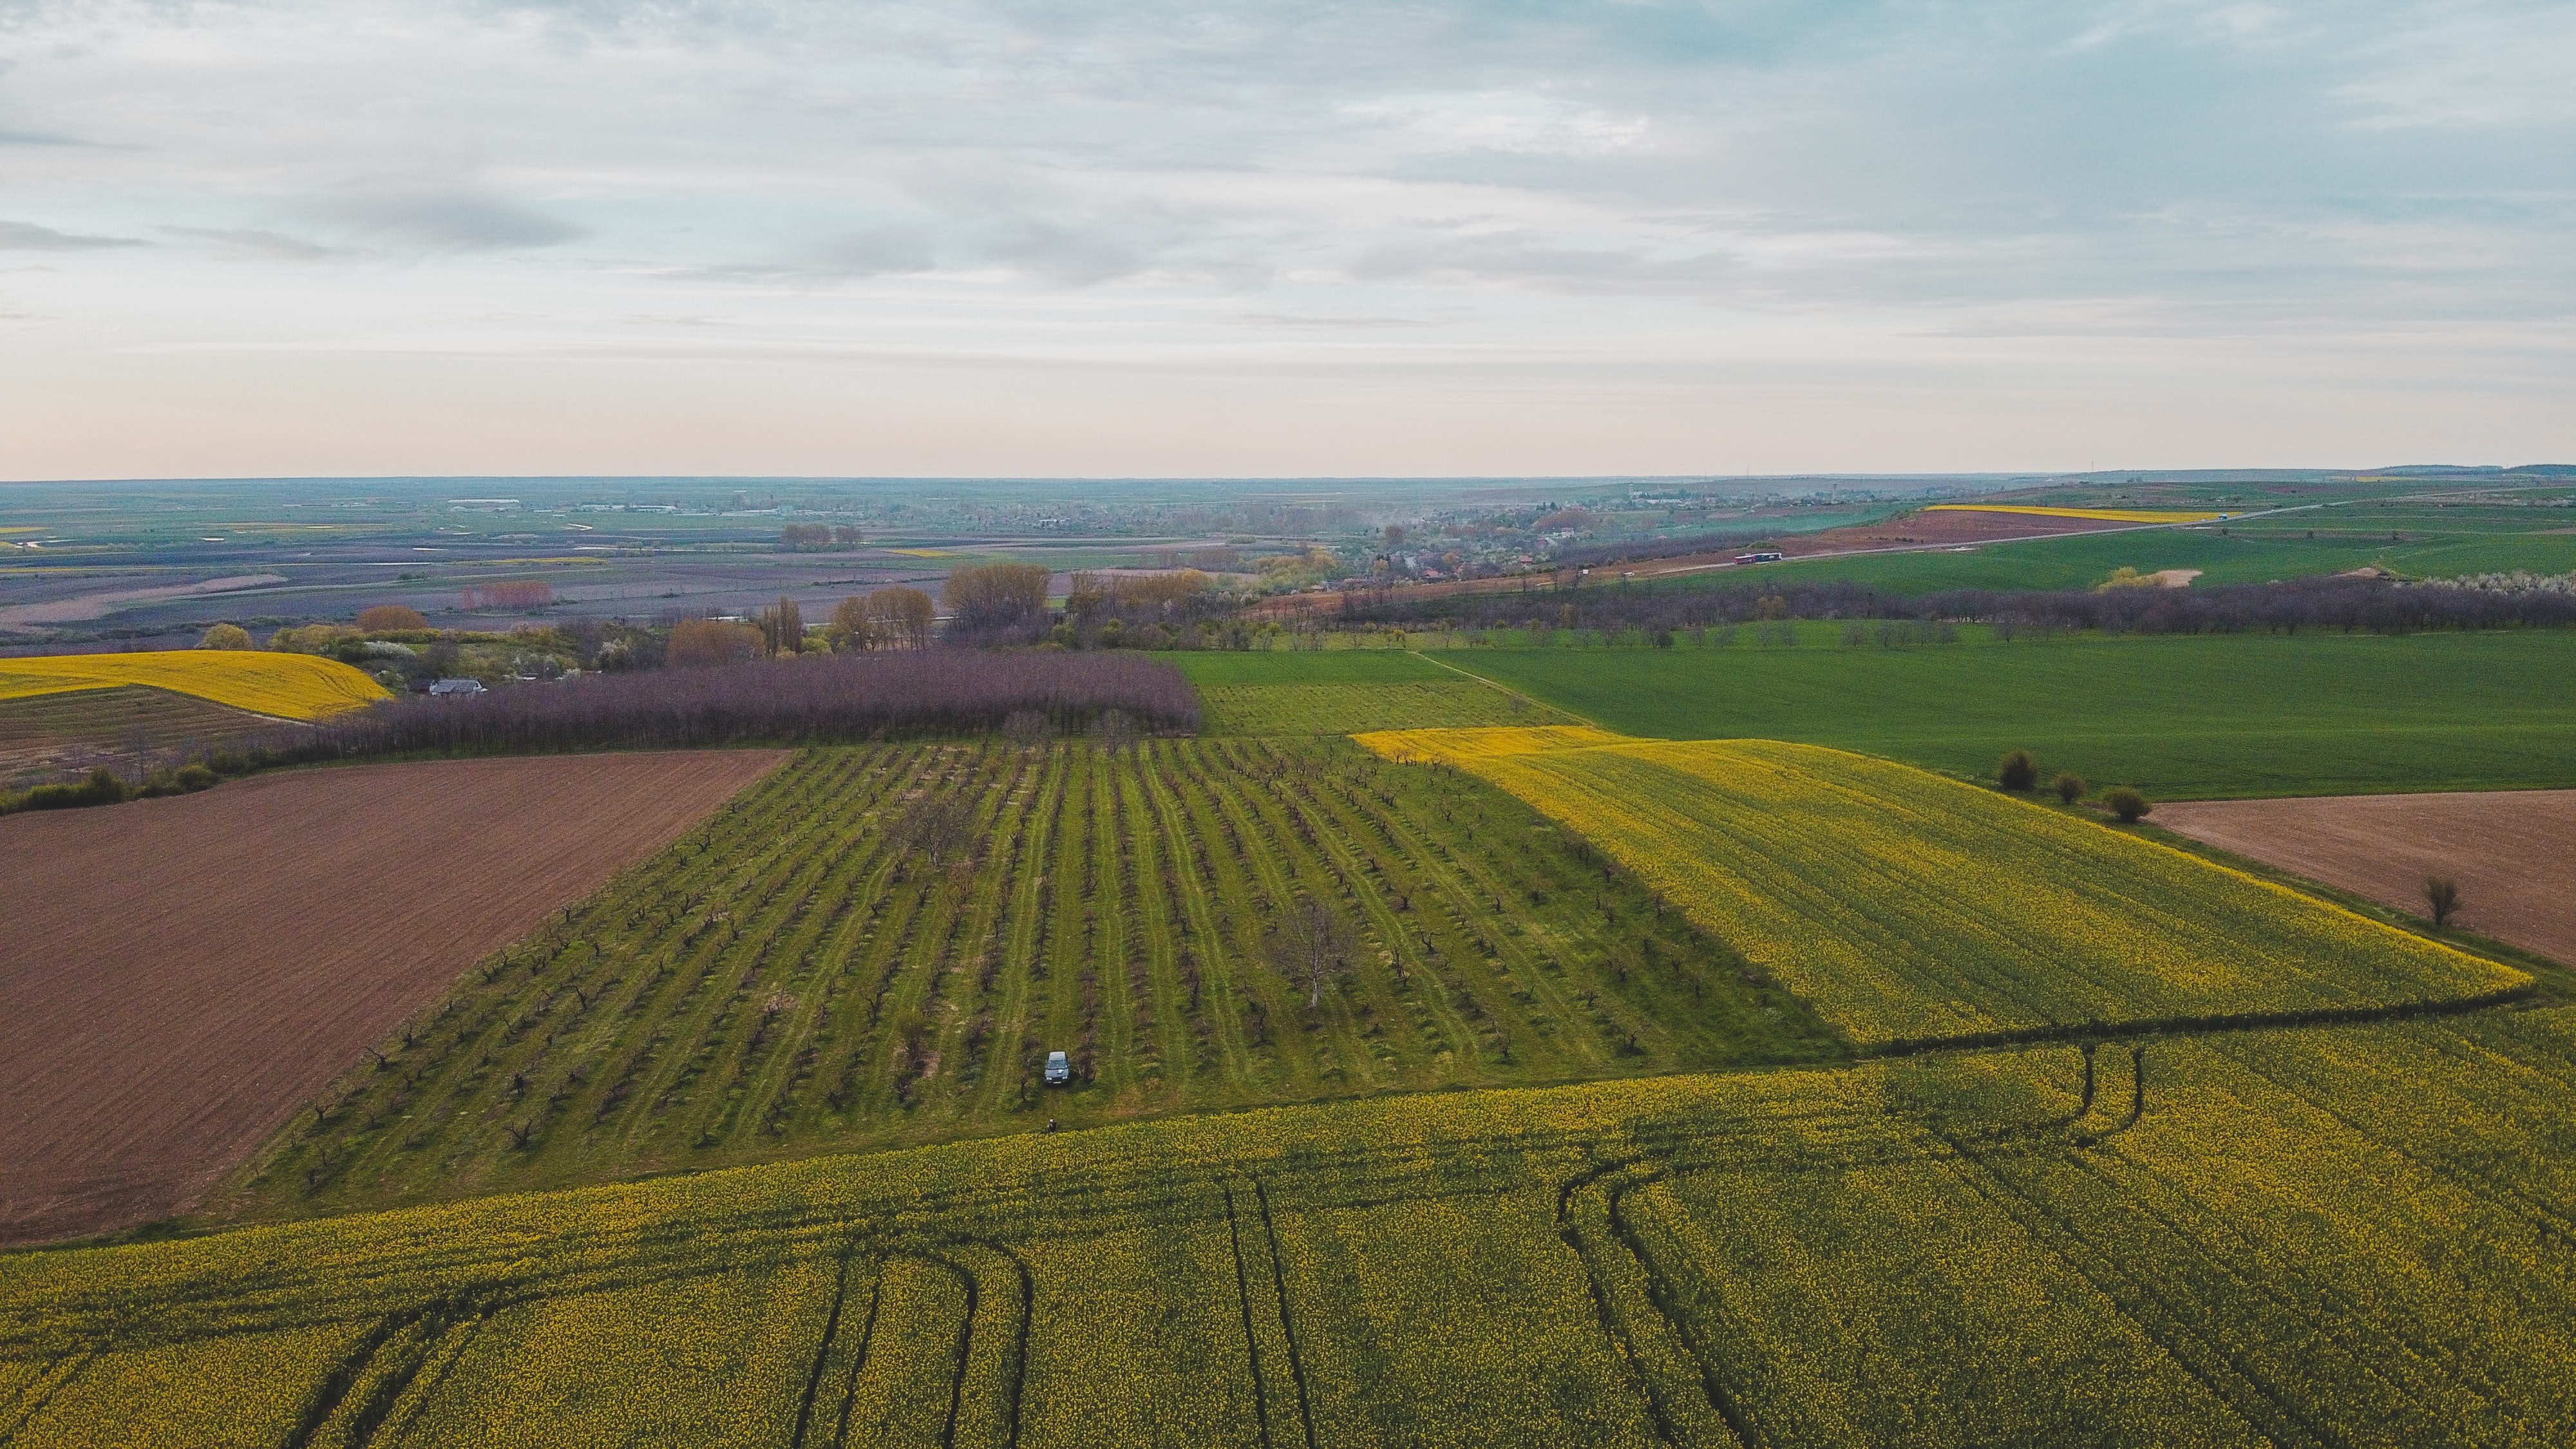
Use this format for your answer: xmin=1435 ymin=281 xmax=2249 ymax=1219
xmin=1333 ymin=574 xmax=2576 ymax=637
xmin=254 ymin=650 xmax=1202 ymax=759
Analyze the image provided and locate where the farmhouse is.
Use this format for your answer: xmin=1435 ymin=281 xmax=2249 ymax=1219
xmin=427 ymin=677 xmax=487 ymax=697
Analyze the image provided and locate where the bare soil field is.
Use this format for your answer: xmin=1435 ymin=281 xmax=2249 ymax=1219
xmin=1248 ymin=508 xmax=2140 ymax=616
xmin=2155 ymin=790 xmax=2576 ymax=965
xmin=0 ymin=750 xmax=786 ymax=1246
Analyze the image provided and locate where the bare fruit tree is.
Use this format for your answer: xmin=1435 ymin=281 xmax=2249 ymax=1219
xmin=893 ymin=791 xmax=978 ymax=867
xmin=1264 ymin=895 xmax=1358 ymax=1012
xmin=1090 ymin=708 xmax=1139 ymax=753
xmin=2424 ymin=875 xmax=2462 ymax=927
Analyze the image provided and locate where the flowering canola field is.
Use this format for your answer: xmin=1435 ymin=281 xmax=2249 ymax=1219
xmin=1357 ymin=728 xmax=2526 ymax=1045
xmin=0 ymin=650 xmax=388 ymax=720
xmin=3 ymin=1007 xmax=2573 ymax=1446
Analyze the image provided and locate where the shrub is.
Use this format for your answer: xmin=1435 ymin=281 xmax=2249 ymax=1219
xmin=1997 ymin=750 xmax=2038 ymax=791
xmin=668 ymin=618 xmax=766 ymax=668
xmin=270 ymin=623 xmax=361 ymax=654
xmin=23 ymin=767 xmax=131 ymax=811
xmin=198 ymin=623 xmax=252 ymax=650
xmin=2054 ymin=772 xmax=2086 ymax=805
xmin=2102 ymin=786 xmax=2150 ymax=823
xmin=2424 ymin=875 xmax=2461 ymax=927
xmin=357 ymin=605 xmax=430 ymax=632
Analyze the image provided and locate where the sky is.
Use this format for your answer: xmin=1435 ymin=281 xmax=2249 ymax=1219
xmin=1 ymin=0 xmax=2570 ymax=480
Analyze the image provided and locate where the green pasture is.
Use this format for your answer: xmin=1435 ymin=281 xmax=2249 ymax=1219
xmin=1352 ymin=631 xmax=2576 ymax=799
xmin=1725 ymin=513 xmax=2576 ymax=594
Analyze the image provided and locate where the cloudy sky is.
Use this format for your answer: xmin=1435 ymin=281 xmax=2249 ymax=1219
xmin=2 ymin=0 xmax=2569 ymax=479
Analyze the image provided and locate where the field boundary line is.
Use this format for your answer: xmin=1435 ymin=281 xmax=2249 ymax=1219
xmin=1402 ymin=650 xmax=1601 ymax=730
xmin=1861 ymin=981 xmax=2536 ymax=1061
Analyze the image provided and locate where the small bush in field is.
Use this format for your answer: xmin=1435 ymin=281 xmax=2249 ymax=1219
xmin=2054 ymin=772 xmax=2085 ymax=804
xmin=2102 ymin=786 xmax=2150 ymax=823
xmin=1997 ymin=750 xmax=2038 ymax=791
xmin=2424 ymin=876 xmax=2461 ymax=927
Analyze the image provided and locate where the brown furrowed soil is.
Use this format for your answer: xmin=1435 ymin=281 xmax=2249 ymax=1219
xmin=1247 ymin=508 xmax=2138 ymax=616
xmin=0 ymin=750 xmax=786 ymax=1247
xmin=2155 ymin=790 xmax=2576 ymax=966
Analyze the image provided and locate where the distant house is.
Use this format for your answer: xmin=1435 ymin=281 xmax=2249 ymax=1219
xmin=427 ymin=677 xmax=486 ymax=697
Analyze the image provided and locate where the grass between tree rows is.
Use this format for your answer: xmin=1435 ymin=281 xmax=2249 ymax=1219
xmin=232 ymin=736 xmax=1838 ymax=1220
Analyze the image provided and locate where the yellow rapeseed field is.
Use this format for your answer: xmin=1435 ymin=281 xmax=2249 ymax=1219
xmin=0 ymin=650 xmax=388 ymax=719
xmin=3 ymin=1011 xmax=2573 ymax=1446
xmin=1923 ymin=503 xmax=2228 ymax=523
xmin=1355 ymin=728 xmax=2525 ymax=1044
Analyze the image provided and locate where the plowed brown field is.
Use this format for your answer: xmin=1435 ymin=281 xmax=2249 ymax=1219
xmin=2155 ymin=790 xmax=2576 ymax=967
xmin=0 ymin=750 xmax=785 ymax=1246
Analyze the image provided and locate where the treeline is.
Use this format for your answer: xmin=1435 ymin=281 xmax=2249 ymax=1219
xmin=1059 ymin=568 xmax=1233 ymax=647
xmin=250 ymin=649 xmax=1202 ymax=759
xmin=1330 ymin=574 xmax=2576 ymax=638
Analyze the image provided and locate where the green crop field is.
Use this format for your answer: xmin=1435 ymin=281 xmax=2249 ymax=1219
xmin=1178 ymin=649 xmax=1577 ymax=734
xmin=1725 ymin=495 xmax=2576 ymax=595
xmin=1427 ymin=630 xmax=2576 ymax=799
xmin=8 ymin=1007 xmax=2576 ymax=1447
xmin=236 ymin=737 xmax=1835 ymax=1219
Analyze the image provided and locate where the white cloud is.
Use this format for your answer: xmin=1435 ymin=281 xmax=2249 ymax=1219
xmin=0 ymin=0 xmax=2565 ymax=475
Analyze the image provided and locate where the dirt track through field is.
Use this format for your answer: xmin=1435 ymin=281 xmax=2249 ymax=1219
xmin=0 ymin=751 xmax=786 ymax=1247
xmin=2155 ymin=790 xmax=2576 ymax=967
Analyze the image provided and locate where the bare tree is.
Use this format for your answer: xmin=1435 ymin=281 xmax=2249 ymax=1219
xmin=1003 ymin=709 xmax=1050 ymax=747
xmin=2425 ymin=875 xmax=2462 ymax=927
xmin=1264 ymin=895 xmax=1358 ymax=1012
xmin=1090 ymin=708 xmax=1138 ymax=753
xmin=863 ymin=587 xmax=936 ymax=650
xmin=892 ymin=791 xmax=978 ymax=867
